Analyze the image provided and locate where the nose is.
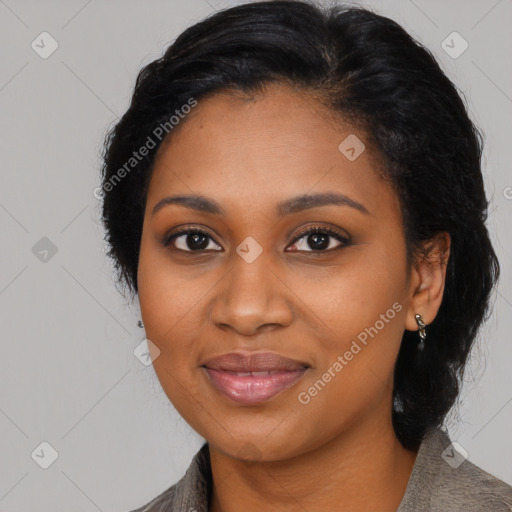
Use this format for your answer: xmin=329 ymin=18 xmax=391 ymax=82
xmin=209 ymin=250 xmax=293 ymax=337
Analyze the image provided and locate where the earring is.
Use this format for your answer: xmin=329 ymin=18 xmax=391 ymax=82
xmin=137 ymin=320 xmax=144 ymax=328
xmin=414 ymin=314 xmax=426 ymax=351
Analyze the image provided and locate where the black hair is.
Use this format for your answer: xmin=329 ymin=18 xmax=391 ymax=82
xmin=99 ymin=0 xmax=500 ymax=451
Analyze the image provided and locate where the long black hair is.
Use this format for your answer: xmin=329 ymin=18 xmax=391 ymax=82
xmin=99 ymin=0 xmax=500 ymax=451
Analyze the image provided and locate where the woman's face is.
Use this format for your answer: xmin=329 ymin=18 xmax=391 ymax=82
xmin=137 ymin=83 xmax=418 ymax=461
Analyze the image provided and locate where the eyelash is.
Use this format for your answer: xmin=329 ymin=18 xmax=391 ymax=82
xmin=162 ymin=224 xmax=351 ymax=254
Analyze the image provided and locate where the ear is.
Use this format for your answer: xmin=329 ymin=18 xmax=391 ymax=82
xmin=404 ymin=232 xmax=451 ymax=332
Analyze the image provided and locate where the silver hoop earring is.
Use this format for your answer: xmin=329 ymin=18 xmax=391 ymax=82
xmin=414 ymin=314 xmax=426 ymax=351
xmin=137 ymin=320 xmax=144 ymax=329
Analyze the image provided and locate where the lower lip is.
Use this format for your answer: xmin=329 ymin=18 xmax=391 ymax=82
xmin=203 ymin=367 xmax=308 ymax=404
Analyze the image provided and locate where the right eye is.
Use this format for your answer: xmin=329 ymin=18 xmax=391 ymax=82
xmin=163 ymin=227 xmax=223 ymax=252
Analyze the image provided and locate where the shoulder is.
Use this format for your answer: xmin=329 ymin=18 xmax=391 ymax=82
xmin=399 ymin=427 xmax=512 ymax=511
xmin=432 ymin=454 xmax=512 ymax=510
xmin=127 ymin=443 xmax=211 ymax=512
xmin=128 ymin=485 xmax=177 ymax=512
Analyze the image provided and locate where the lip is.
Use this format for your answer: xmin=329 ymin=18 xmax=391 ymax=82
xmin=202 ymin=352 xmax=310 ymax=404
xmin=203 ymin=351 xmax=309 ymax=372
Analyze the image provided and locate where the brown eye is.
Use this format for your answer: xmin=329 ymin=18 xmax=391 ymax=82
xmin=288 ymin=226 xmax=350 ymax=253
xmin=164 ymin=228 xmax=222 ymax=252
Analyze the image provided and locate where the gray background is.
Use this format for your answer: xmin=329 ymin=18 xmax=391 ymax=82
xmin=0 ymin=0 xmax=511 ymax=510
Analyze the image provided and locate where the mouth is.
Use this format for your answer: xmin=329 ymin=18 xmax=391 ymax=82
xmin=201 ymin=351 xmax=310 ymax=405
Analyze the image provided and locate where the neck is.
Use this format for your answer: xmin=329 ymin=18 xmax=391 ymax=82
xmin=208 ymin=409 xmax=418 ymax=512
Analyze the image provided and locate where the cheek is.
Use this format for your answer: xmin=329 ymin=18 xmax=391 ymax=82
xmin=137 ymin=254 xmax=205 ymax=413
xmin=137 ymin=246 xmax=206 ymax=414
xmin=295 ymin=244 xmax=408 ymax=409
xmin=138 ymin=243 xmax=207 ymax=343
xmin=300 ymin=244 xmax=407 ymax=344
xmin=294 ymin=299 xmax=405 ymax=435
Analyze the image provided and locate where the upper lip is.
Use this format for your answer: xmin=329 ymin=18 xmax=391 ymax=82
xmin=202 ymin=352 xmax=309 ymax=372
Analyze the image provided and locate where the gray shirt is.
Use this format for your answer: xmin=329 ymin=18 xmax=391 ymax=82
xmin=129 ymin=427 xmax=512 ymax=511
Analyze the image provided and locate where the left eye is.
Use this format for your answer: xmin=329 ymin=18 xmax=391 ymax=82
xmin=287 ymin=226 xmax=350 ymax=252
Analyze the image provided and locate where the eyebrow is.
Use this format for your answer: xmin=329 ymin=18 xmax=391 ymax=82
xmin=151 ymin=192 xmax=370 ymax=217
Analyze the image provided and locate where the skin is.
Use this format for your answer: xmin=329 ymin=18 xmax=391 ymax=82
xmin=137 ymin=82 xmax=451 ymax=512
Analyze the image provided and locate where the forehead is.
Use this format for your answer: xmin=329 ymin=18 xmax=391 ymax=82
xmin=147 ymin=83 xmax=396 ymax=218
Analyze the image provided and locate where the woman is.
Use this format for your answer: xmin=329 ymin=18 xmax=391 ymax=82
xmin=99 ymin=1 xmax=512 ymax=510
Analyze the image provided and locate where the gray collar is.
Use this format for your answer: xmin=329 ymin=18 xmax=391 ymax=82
xmin=155 ymin=427 xmax=507 ymax=512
